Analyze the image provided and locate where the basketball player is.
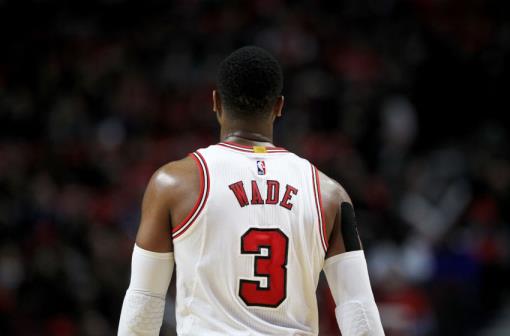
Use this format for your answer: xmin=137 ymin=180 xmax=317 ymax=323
xmin=118 ymin=46 xmax=384 ymax=335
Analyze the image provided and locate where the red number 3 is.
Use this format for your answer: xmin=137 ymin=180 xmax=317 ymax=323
xmin=239 ymin=228 xmax=289 ymax=307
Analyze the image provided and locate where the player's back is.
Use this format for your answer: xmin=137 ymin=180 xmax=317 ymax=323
xmin=173 ymin=142 xmax=328 ymax=336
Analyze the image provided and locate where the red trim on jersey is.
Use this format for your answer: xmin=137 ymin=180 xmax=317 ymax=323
xmin=172 ymin=151 xmax=210 ymax=239
xmin=218 ymin=141 xmax=288 ymax=153
xmin=173 ymin=153 xmax=204 ymax=232
xmin=311 ymin=165 xmax=328 ymax=252
xmin=314 ymin=166 xmax=328 ymax=251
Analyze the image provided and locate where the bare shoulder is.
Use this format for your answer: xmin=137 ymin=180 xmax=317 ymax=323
xmin=315 ymin=169 xmax=352 ymax=238
xmin=151 ymin=155 xmax=198 ymax=191
xmin=141 ymin=155 xmax=197 ymax=207
xmin=146 ymin=155 xmax=201 ymax=231
xmin=316 ymin=169 xmax=352 ymax=207
xmin=136 ymin=155 xmax=200 ymax=251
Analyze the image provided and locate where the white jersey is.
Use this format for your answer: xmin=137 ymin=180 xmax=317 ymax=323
xmin=172 ymin=141 xmax=329 ymax=336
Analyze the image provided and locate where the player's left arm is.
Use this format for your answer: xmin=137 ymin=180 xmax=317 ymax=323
xmin=118 ymin=162 xmax=183 ymax=336
xmin=318 ymin=171 xmax=385 ymax=336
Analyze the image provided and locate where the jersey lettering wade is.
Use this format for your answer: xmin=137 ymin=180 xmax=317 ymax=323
xmin=172 ymin=142 xmax=328 ymax=336
xmin=228 ymin=180 xmax=298 ymax=210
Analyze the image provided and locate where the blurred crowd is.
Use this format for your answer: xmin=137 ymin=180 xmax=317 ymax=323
xmin=1 ymin=0 xmax=509 ymax=335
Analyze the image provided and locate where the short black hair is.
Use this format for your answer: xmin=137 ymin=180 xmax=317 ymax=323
xmin=217 ymin=46 xmax=283 ymax=119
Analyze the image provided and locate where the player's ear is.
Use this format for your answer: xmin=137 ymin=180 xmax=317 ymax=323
xmin=273 ymin=95 xmax=284 ymax=119
xmin=212 ymin=90 xmax=218 ymax=113
xmin=213 ymin=90 xmax=224 ymax=124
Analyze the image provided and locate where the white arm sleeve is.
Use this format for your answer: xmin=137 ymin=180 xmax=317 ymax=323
xmin=323 ymin=250 xmax=385 ymax=336
xmin=118 ymin=244 xmax=174 ymax=336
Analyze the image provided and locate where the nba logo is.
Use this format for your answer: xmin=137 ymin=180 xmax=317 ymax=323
xmin=257 ymin=161 xmax=266 ymax=175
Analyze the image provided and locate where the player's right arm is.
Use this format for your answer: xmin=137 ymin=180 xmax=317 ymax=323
xmin=318 ymin=171 xmax=385 ymax=336
xmin=118 ymin=156 xmax=199 ymax=336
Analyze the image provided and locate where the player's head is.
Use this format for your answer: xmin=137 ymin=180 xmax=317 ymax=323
xmin=214 ymin=46 xmax=284 ymax=123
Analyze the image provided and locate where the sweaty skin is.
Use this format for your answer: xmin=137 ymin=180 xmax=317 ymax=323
xmin=135 ymin=141 xmax=355 ymax=259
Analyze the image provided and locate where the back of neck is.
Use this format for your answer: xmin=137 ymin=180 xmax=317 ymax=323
xmin=222 ymin=130 xmax=274 ymax=146
xmin=220 ymin=121 xmax=274 ymax=145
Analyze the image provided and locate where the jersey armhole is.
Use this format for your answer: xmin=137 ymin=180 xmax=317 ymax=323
xmin=171 ymin=151 xmax=210 ymax=240
xmin=311 ymin=164 xmax=328 ymax=253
